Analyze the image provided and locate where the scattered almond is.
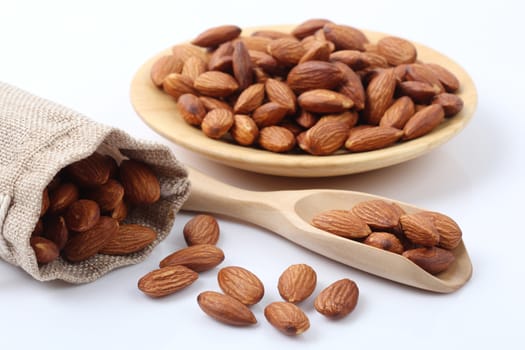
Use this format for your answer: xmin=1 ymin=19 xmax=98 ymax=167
xmin=264 ymin=301 xmax=310 ymax=336
xmin=314 ymin=278 xmax=359 ymax=319
xmin=159 ymin=244 xmax=225 ymax=272
xmin=278 ymin=263 xmax=317 ymax=303
xmin=138 ymin=265 xmax=199 ymax=297
xmin=197 ymin=291 xmax=257 ymax=326
xmin=218 ymin=266 xmax=265 ymax=305
xmin=183 ymin=214 xmax=220 ymax=246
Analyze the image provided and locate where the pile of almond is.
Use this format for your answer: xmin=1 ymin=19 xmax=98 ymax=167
xmin=31 ymin=152 xmax=161 ymax=264
xmin=151 ymin=19 xmax=463 ymax=155
xmin=137 ymin=214 xmax=359 ymax=336
xmin=311 ymin=199 xmax=462 ymax=274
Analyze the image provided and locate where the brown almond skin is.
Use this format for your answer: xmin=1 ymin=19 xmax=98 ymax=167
xmin=197 ymin=291 xmax=257 ymax=326
xmin=199 ymin=96 xmax=233 ymax=112
xmin=286 ymin=61 xmax=344 ymax=93
xmin=278 ymin=264 xmax=317 ymax=303
xmin=171 ymin=44 xmax=209 ymax=66
xmin=335 ymin=62 xmax=365 ymax=110
xmin=177 ymin=93 xmax=207 ymax=126
xmin=258 ymin=126 xmax=296 ymax=153
xmin=194 ymin=71 xmax=239 ymax=97
xmin=295 ymin=110 xmax=318 ymax=129
xmin=159 ymin=244 xmax=225 ymax=272
xmin=298 ymin=89 xmax=354 ymax=114
xmin=110 ymin=200 xmax=128 ymax=222
xmin=119 ymin=159 xmax=161 ymax=206
xmin=301 ymin=113 xmax=354 ymax=155
xmin=417 ymin=211 xmax=462 ymax=250
xmin=398 ymin=80 xmax=440 ymax=104
xmin=403 ymin=104 xmax=445 ymax=140
xmin=432 ymin=93 xmax=464 ymax=117
xmin=43 ymin=216 xmax=69 ymax=250
xmin=201 ymin=109 xmax=234 ymax=139
xmin=240 ymin=36 xmax=272 ymax=53
xmin=323 ymin=23 xmax=368 ymax=51
xmin=162 ymin=73 xmax=197 ymax=99
xmin=191 ymin=25 xmax=242 ymax=47
xmin=345 ymin=126 xmax=404 ymax=152
xmin=48 ymin=182 xmax=79 ymax=214
xmin=232 ymin=40 xmax=253 ymax=90
xmin=364 ymin=68 xmax=396 ymax=125
xmin=292 ymin=18 xmax=333 ymax=39
xmin=138 ymin=265 xmax=199 ymax=298
xmin=231 ymin=114 xmax=259 ymax=146
xmin=265 ymin=79 xmax=296 ymax=115
xmin=150 ymin=55 xmax=183 ymax=87
xmin=64 ymin=199 xmax=100 ymax=232
xmin=406 ymin=63 xmax=444 ymax=93
xmin=66 ymin=152 xmax=111 ymax=188
xmin=31 ymin=236 xmax=59 ymax=264
xmin=218 ymin=266 xmax=265 ymax=305
xmin=379 ymin=96 xmax=415 ymax=129
xmin=363 ymin=232 xmax=404 ymax=254
xmin=425 ymin=63 xmax=460 ymax=92
xmin=208 ymin=41 xmax=234 ymax=71
xmin=85 ymin=179 xmax=124 ymax=212
xmin=264 ymin=302 xmax=310 ymax=336
xmin=248 ymin=50 xmax=279 ymax=73
xmin=400 ymin=213 xmax=440 ymax=247
xmin=402 ymin=247 xmax=455 ymax=275
xmin=314 ymin=278 xmax=359 ymax=319
xmin=63 ymin=216 xmax=119 ymax=262
xmin=99 ymin=224 xmax=157 ymax=255
xmin=267 ymin=38 xmax=306 ymax=66
xmin=181 ymin=56 xmax=207 ymax=81
xmin=352 ymin=200 xmax=404 ymax=231
xmin=252 ymin=102 xmax=288 ymax=127
xmin=183 ymin=214 xmax=220 ymax=246
xmin=311 ymin=210 xmax=371 ymax=239
xmin=377 ymin=36 xmax=417 ymax=66
xmin=233 ymin=83 xmax=265 ymax=114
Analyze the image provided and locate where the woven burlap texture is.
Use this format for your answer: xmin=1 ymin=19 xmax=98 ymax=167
xmin=0 ymin=82 xmax=190 ymax=283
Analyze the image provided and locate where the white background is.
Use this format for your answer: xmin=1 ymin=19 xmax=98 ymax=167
xmin=1 ymin=0 xmax=524 ymax=349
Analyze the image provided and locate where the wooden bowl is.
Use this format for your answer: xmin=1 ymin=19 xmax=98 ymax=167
xmin=130 ymin=26 xmax=477 ymax=177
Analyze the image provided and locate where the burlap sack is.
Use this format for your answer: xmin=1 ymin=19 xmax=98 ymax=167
xmin=0 ymin=82 xmax=191 ymax=283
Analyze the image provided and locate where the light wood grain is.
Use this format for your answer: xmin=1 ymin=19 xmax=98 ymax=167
xmin=183 ymin=167 xmax=472 ymax=293
xmin=130 ymin=25 xmax=477 ymax=177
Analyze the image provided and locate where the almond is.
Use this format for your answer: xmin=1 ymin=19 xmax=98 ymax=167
xmin=99 ymin=224 xmax=157 ymax=255
xmin=150 ymin=55 xmax=184 ymax=87
xmin=163 ymin=73 xmax=197 ymax=99
xmin=286 ymin=60 xmax=344 ymax=92
xmin=201 ymin=108 xmax=234 ymax=139
xmin=301 ymin=113 xmax=353 ymax=155
xmin=314 ymin=278 xmax=359 ymax=319
xmin=267 ymin=38 xmax=306 ymax=66
xmin=208 ymin=41 xmax=234 ymax=71
xmin=299 ymin=40 xmax=331 ymax=63
xmin=85 ymin=179 xmax=124 ymax=212
xmin=66 ymin=152 xmax=111 ymax=188
xmin=323 ymin=23 xmax=368 ymax=51
xmin=264 ymin=302 xmax=310 ymax=336
xmin=292 ymin=18 xmax=333 ymax=39
xmin=239 ymin=36 xmax=272 ymax=52
xmin=363 ymin=232 xmax=404 ymax=254
xmin=233 ymin=83 xmax=265 ymax=114
xmin=398 ymin=80 xmax=440 ymax=104
xmin=231 ymin=114 xmax=259 ymax=146
xmin=402 ymin=247 xmax=455 ymax=275
xmin=298 ymin=89 xmax=354 ymax=114
xmin=43 ymin=216 xmax=69 ymax=250
xmin=218 ymin=266 xmax=265 ymax=305
xmin=345 ymin=126 xmax=403 ymax=152
xmin=335 ymin=62 xmax=365 ymax=110
xmin=361 ymin=52 xmax=389 ymax=68
xmin=171 ymin=44 xmax=209 ymax=64
xmin=379 ymin=96 xmax=415 ymax=128
xmin=278 ymin=263 xmax=317 ymax=303
xmin=352 ymin=200 xmax=404 ymax=231
xmin=425 ymin=63 xmax=460 ymax=92
xmin=403 ymin=104 xmax=445 ymax=140
xmin=363 ymin=68 xmax=396 ymax=125
xmin=295 ymin=109 xmax=318 ymax=129
xmin=199 ymin=96 xmax=233 ymax=112
xmin=191 ymin=25 xmax=242 ymax=47
xmin=405 ymin=63 xmax=444 ymax=93
xmin=258 ymin=126 xmax=296 ymax=153
xmin=63 ymin=216 xmax=118 ymax=262
xmin=417 ymin=211 xmax=462 ymax=250
xmin=377 ymin=36 xmax=417 ymax=66
xmin=432 ymin=93 xmax=464 ymax=117
xmin=232 ymin=40 xmax=253 ymax=90
xmin=194 ymin=71 xmax=239 ymax=97
xmin=311 ymin=209 xmax=371 ymax=239
xmin=110 ymin=200 xmax=128 ymax=222
xmin=265 ymin=79 xmax=296 ymax=114
xmin=252 ymin=102 xmax=288 ymax=127
xmin=119 ymin=159 xmax=161 ymax=205
xmin=48 ymin=182 xmax=78 ymax=214
xmin=159 ymin=244 xmax=225 ymax=272
xmin=181 ymin=56 xmax=207 ymax=81
xmin=248 ymin=50 xmax=279 ymax=73
xmin=138 ymin=265 xmax=199 ymax=297
xmin=329 ymin=50 xmax=368 ymax=70
xmin=183 ymin=214 xmax=220 ymax=246
xmin=64 ymin=199 xmax=100 ymax=232
xmin=31 ymin=236 xmax=59 ymax=264
xmin=197 ymin=291 xmax=257 ymax=326
xmin=399 ymin=213 xmax=440 ymax=246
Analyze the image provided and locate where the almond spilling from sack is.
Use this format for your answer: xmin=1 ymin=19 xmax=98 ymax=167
xmin=152 ymin=19 xmax=464 ymax=155
xmin=311 ymin=199 xmax=462 ymax=274
xmin=32 ymin=152 xmax=162 ymax=265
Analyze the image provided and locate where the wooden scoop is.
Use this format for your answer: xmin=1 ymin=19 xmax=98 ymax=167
xmin=182 ymin=167 xmax=473 ymax=293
